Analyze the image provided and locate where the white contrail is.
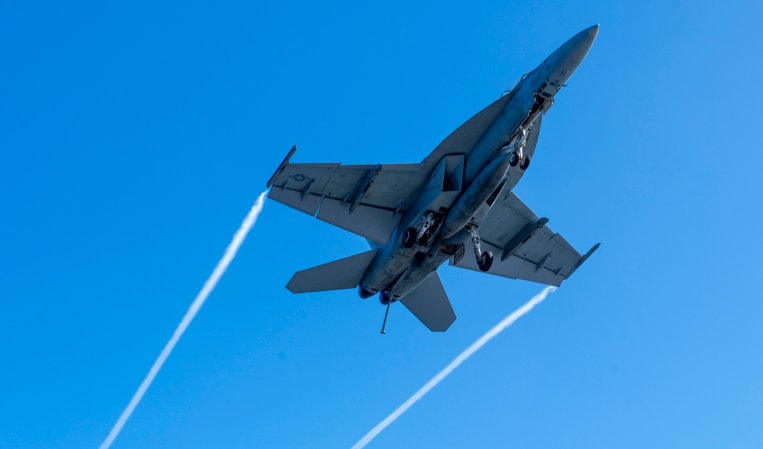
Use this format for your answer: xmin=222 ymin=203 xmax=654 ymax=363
xmin=350 ymin=285 xmax=557 ymax=449
xmin=98 ymin=191 xmax=268 ymax=449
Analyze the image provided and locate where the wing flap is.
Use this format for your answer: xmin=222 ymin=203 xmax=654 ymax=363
xmin=453 ymin=240 xmax=567 ymax=287
xmin=269 ymin=160 xmax=428 ymax=211
xmin=268 ymin=185 xmax=323 ymax=216
xmin=316 ymin=197 xmax=400 ymax=245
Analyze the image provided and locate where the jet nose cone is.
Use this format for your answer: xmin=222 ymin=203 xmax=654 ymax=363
xmin=560 ymin=24 xmax=599 ymax=65
xmin=585 ymin=24 xmax=600 ymax=39
xmin=576 ymin=23 xmax=599 ymax=57
xmin=544 ymin=24 xmax=599 ymax=83
xmin=581 ymin=24 xmax=599 ymax=51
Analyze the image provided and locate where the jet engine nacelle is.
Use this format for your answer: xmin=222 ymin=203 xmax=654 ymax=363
xmin=358 ymin=286 xmax=376 ymax=299
xmin=440 ymin=152 xmax=512 ymax=239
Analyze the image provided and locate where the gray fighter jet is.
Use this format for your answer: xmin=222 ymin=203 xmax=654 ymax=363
xmin=267 ymin=25 xmax=601 ymax=332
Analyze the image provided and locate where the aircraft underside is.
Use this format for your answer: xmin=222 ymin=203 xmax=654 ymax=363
xmin=266 ymin=25 xmax=602 ymax=332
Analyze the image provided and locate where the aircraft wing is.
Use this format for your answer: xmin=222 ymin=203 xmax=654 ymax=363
xmin=267 ymin=147 xmax=429 ymax=245
xmin=449 ymin=191 xmax=599 ymax=286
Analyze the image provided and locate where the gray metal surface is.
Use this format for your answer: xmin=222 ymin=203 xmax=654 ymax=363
xmin=287 ymin=249 xmax=378 ymax=293
xmin=268 ymin=163 xmax=432 ymax=244
xmin=399 ymin=272 xmax=456 ymax=332
xmin=269 ymin=26 xmax=602 ymax=331
xmin=422 ymin=94 xmax=513 ymax=171
xmin=450 ymin=192 xmax=591 ymax=286
xmin=269 ymin=162 xmax=428 ymax=211
xmin=316 ymin=197 xmax=400 ymax=245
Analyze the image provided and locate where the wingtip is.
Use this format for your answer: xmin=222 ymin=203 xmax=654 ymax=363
xmin=581 ymin=242 xmax=601 ymax=261
xmin=285 ymin=277 xmax=298 ymax=294
xmin=566 ymin=242 xmax=601 ymax=278
xmin=266 ymin=145 xmax=298 ymax=188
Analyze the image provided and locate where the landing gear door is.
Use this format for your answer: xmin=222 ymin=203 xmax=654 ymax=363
xmin=534 ymin=82 xmax=556 ymax=114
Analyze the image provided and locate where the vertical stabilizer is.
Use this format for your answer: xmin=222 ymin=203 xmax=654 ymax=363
xmin=400 ymin=272 xmax=456 ymax=331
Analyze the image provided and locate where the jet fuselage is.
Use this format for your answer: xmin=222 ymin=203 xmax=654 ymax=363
xmin=358 ymin=25 xmax=599 ymax=303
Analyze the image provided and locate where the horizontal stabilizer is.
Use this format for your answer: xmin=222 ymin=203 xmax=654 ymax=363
xmin=287 ymin=249 xmax=378 ymax=294
xmin=400 ymin=272 xmax=456 ymax=332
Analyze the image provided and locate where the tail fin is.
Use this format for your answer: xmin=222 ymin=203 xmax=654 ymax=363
xmin=287 ymin=249 xmax=378 ymax=294
xmin=400 ymin=272 xmax=456 ymax=331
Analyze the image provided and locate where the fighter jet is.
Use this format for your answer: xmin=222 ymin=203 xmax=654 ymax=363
xmin=266 ymin=25 xmax=601 ymax=332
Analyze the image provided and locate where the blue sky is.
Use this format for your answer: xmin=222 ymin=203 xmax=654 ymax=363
xmin=2 ymin=0 xmax=762 ymax=447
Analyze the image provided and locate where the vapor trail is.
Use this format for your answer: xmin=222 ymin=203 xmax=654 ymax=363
xmin=350 ymin=285 xmax=557 ymax=449
xmin=98 ymin=191 xmax=268 ymax=449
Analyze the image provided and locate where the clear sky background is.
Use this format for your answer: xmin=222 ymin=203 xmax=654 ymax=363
xmin=2 ymin=0 xmax=762 ymax=448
